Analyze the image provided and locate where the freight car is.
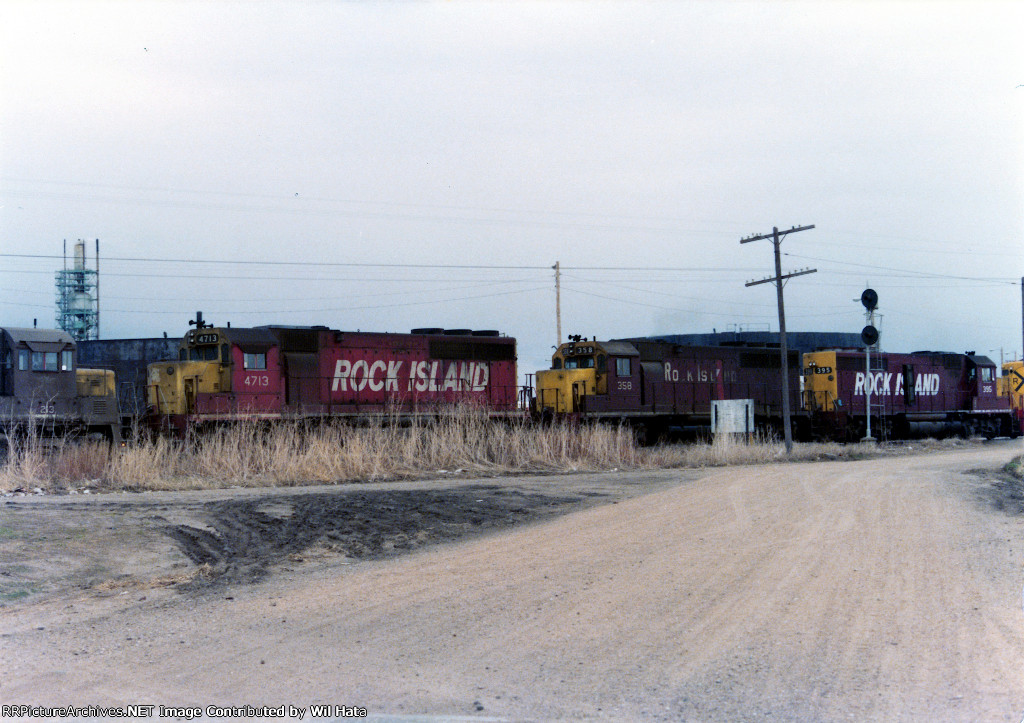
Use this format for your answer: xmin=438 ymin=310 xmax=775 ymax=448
xmin=803 ymin=349 xmax=1018 ymax=441
xmin=147 ymin=319 xmax=519 ymax=432
xmin=0 ymin=327 xmax=121 ymax=442
xmin=534 ymin=335 xmax=803 ymax=441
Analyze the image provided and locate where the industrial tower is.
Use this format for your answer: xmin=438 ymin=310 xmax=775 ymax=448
xmin=55 ymin=239 xmax=99 ymax=341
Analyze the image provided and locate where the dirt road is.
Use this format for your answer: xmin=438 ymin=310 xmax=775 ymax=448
xmin=2 ymin=441 xmax=1024 ymax=721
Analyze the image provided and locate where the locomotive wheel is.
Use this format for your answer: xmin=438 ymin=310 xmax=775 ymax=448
xmin=631 ymin=422 xmax=667 ymax=447
xmin=631 ymin=423 xmax=651 ymax=447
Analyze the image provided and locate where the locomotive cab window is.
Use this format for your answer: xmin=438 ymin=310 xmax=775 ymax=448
xmin=61 ymin=350 xmax=73 ymax=371
xmin=616 ymin=358 xmax=631 ymax=376
xmin=244 ymin=352 xmax=267 ymax=370
xmin=221 ymin=344 xmax=230 ymax=365
xmin=18 ymin=349 xmax=28 ymax=371
xmin=596 ymin=355 xmax=606 ymax=373
xmin=32 ymin=351 xmax=59 ymax=372
xmin=565 ymin=357 xmax=594 ymax=370
xmin=980 ymin=367 xmax=994 ymax=383
xmin=189 ymin=346 xmax=219 ymax=361
xmin=552 ymin=358 xmax=563 ymax=370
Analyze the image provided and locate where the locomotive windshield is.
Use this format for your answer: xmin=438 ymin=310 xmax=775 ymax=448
xmin=564 ymin=356 xmax=595 ymax=370
xmin=560 ymin=341 xmax=599 ymax=370
xmin=187 ymin=346 xmax=220 ymax=361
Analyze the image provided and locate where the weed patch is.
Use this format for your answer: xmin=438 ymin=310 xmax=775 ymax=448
xmin=0 ymin=410 xmax=969 ymax=494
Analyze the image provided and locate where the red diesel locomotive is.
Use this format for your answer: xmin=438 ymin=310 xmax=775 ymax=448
xmin=147 ymin=321 xmax=519 ymax=432
xmin=533 ymin=337 xmax=804 ymax=440
xmin=803 ymin=349 xmax=1018 ymax=441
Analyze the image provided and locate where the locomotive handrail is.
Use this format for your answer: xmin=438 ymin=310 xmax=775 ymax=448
xmin=147 ymin=382 xmax=172 ymax=418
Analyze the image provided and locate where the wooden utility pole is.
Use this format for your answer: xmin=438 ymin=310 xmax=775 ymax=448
xmin=554 ymin=261 xmax=562 ymax=347
xmin=742 ymin=225 xmax=816 ymax=454
xmin=95 ymin=238 xmax=100 ymax=339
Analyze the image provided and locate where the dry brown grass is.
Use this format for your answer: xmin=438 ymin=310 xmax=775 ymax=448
xmin=0 ymin=410 xmax=937 ymax=494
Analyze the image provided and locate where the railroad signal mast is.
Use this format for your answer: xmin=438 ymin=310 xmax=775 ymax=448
xmin=860 ymin=288 xmax=880 ymax=442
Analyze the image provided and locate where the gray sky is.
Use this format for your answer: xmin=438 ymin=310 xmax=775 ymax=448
xmin=1 ymin=0 xmax=1022 ymax=377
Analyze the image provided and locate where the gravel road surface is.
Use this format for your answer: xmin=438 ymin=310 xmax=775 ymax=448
xmin=2 ymin=441 xmax=1023 ymax=721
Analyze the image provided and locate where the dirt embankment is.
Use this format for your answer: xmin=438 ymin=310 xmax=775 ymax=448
xmin=0 ymin=471 xmax=686 ymax=604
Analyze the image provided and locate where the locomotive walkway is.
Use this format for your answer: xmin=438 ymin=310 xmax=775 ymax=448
xmin=2 ymin=440 xmax=1024 ymax=721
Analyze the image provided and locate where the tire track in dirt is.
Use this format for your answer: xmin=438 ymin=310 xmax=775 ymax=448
xmin=163 ymin=485 xmax=587 ymax=585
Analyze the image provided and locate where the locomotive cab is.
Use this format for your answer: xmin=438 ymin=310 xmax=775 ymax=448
xmin=0 ymin=327 xmax=78 ymax=429
xmin=535 ymin=337 xmax=632 ymax=414
xmin=803 ymin=351 xmax=839 ymax=412
xmin=147 ymin=326 xmax=282 ymax=426
xmin=964 ymin=354 xmax=1000 ymax=406
xmin=536 ymin=337 xmax=601 ymax=414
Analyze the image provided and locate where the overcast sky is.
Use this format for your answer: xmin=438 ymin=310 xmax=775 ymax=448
xmin=1 ymin=0 xmax=1022 ymax=377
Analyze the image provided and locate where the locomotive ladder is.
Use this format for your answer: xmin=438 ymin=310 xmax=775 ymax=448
xmin=868 ymin=356 xmax=890 ymax=440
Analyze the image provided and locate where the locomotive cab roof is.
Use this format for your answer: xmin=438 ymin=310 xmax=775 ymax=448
xmin=556 ymin=339 xmax=638 ymax=357
xmin=965 ymin=354 xmax=996 ymax=367
xmin=1 ymin=327 xmax=75 ymax=349
xmin=185 ymin=327 xmax=276 ymax=342
xmin=597 ymin=341 xmax=639 ymax=356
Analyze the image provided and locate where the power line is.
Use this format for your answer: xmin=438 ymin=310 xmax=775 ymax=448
xmin=101 ymin=285 xmax=554 ymax=315
xmin=0 ymin=177 xmax=747 ymax=235
xmin=561 ymin=287 xmax=774 ymax=320
xmin=784 ymin=252 xmax=1018 ymax=284
xmin=0 ymin=253 xmax=551 ymax=270
xmin=0 ymin=253 xmax=768 ymax=273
